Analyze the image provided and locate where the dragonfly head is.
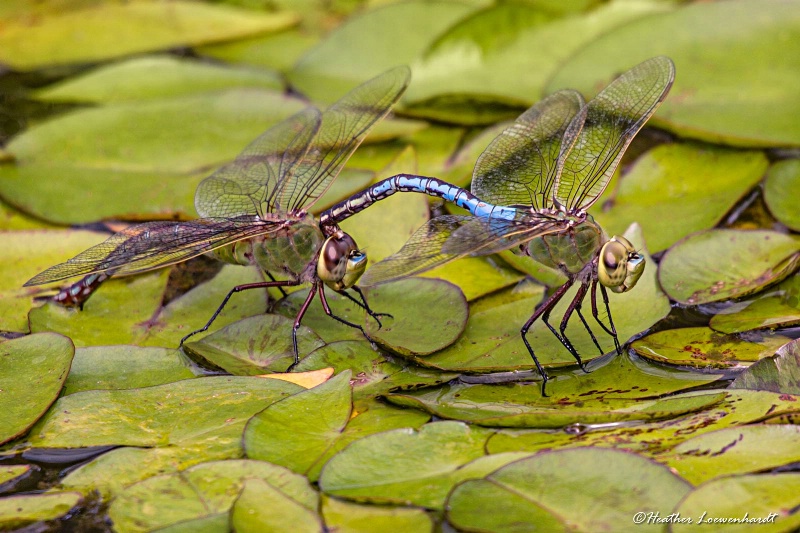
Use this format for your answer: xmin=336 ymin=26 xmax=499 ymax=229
xmin=317 ymin=231 xmax=367 ymax=290
xmin=597 ymin=236 xmax=645 ymax=293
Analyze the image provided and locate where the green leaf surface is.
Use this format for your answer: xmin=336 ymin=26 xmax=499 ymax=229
xmin=0 ymin=333 xmax=73 ymax=445
xmin=547 ymin=0 xmax=800 ymax=147
xmin=446 ymin=448 xmax=691 ymax=533
xmin=730 ymin=338 xmax=800 ymax=395
xmin=0 ymin=465 xmax=31 ymax=488
xmin=764 ymin=159 xmax=800 ymax=231
xmin=421 ymin=256 xmax=524 ymax=301
xmin=321 ymin=495 xmax=433 ymax=533
xmin=664 ymin=425 xmax=800 ymax=485
xmin=709 ymin=274 xmax=800 ymax=333
xmin=33 ymin=55 xmax=283 ymax=103
xmin=289 ymin=0 xmax=481 ymax=103
xmin=2 ymin=229 xmax=106 ymax=332
xmin=0 ymin=492 xmax=82 ymax=529
xmin=319 ymin=421 xmax=501 ymax=510
xmin=671 ymin=473 xmax=800 ymax=533
xmin=184 ymin=314 xmax=324 ymax=375
xmin=659 ymin=230 xmax=800 ymax=305
xmin=27 ymin=376 xmax=302 ymax=449
xmin=631 ymin=327 xmax=791 ymax=369
xmin=198 ymin=29 xmax=320 ymax=73
xmin=0 ymin=1 xmax=298 ymax=70
xmin=231 ymin=477 xmax=324 ymax=533
xmin=594 ymin=144 xmax=768 ymax=253
xmin=109 ymin=460 xmax=317 ymax=533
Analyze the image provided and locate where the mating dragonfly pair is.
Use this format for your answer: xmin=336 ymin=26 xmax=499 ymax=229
xmin=26 ymin=57 xmax=675 ymax=393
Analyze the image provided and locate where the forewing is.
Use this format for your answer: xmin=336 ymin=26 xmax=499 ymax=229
xmin=359 ymin=215 xmax=472 ymax=286
xmin=25 ymin=218 xmax=282 ymax=285
xmin=441 ymin=213 xmax=564 ymax=256
xmin=276 ymin=66 xmax=411 ymax=213
xmin=194 ymin=107 xmax=322 ymax=219
xmin=471 ymin=90 xmax=585 ymax=210
xmin=555 ymin=56 xmax=675 ymax=211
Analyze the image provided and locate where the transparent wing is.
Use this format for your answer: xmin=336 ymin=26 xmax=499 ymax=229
xmin=442 ymin=212 xmax=565 ymax=256
xmin=276 ymin=65 xmax=411 ymax=213
xmin=359 ymin=215 xmax=472 ymax=286
xmin=471 ymin=90 xmax=586 ymax=210
xmin=194 ymin=107 xmax=322 ymax=219
xmin=25 ymin=217 xmax=284 ymax=285
xmin=555 ymin=56 xmax=675 ymax=211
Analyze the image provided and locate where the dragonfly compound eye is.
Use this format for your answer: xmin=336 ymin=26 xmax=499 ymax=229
xmin=598 ymin=236 xmax=645 ymax=293
xmin=317 ymin=233 xmax=367 ymax=290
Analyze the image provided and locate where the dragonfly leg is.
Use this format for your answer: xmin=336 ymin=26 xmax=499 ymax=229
xmin=266 ymin=271 xmax=289 ymax=298
xmin=318 ymin=284 xmax=377 ymax=349
xmin=338 ymin=285 xmax=393 ymax=329
xmin=520 ymin=279 xmax=574 ymax=395
xmin=290 ymin=284 xmax=319 ymax=370
xmin=180 ymin=279 xmax=301 ymax=347
xmin=558 ymin=282 xmax=595 ymax=372
xmin=591 ymin=280 xmax=621 ymax=355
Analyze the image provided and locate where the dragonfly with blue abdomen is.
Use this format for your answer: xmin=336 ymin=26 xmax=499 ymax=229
xmin=321 ymin=57 xmax=675 ymax=391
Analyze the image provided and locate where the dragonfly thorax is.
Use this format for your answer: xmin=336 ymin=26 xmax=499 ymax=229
xmin=525 ymin=215 xmax=604 ymax=275
xmin=317 ymin=231 xmax=367 ymax=291
xmin=597 ymin=235 xmax=645 ymax=293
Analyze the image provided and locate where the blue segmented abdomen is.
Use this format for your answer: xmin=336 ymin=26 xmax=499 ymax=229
xmin=319 ymin=174 xmax=517 ymax=225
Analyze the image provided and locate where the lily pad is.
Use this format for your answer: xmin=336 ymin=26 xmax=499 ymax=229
xmin=109 ymin=459 xmax=317 ymax=533
xmin=630 ymin=327 xmax=791 ymax=369
xmin=0 ymin=333 xmax=73 ymax=445
xmin=658 ymin=229 xmax=800 ymax=305
xmin=446 ymin=448 xmax=691 ymax=533
xmin=183 ymin=314 xmax=325 ymax=375
xmin=764 ymin=159 xmax=800 ymax=231
xmin=0 ymin=465 xmax=32 ymax=490
xmin=594 ymin=144 xmax=768 ymax=253
xmin=321 ymin=495 xmax=433 ymax=532
xmin=33 ymin=55 xmax=283 ymax=103
xmin=663 ymin=425 xmax=800 ymax=485
xmin=0 ymin=89 xmax=312 ymax=223
xmin=63 ymin=346 xmax=196 ymax=395
xmin=27 ymin=376 xmax=302 ymax=449
xmin=547 ymin=0 xmax=800 ymax=147
xmin=0 ymin=1 xmax=298 ymax=70
xmin=709 ymin=274 xmax=800 ymax=333
xmin=198 ymin=28 xmax=320 ymax=73
xmin=730 ymin=338 xmax=800 ymax=394
xmin=0 ymin=492 xmax=82 ymax=530
xmin=671 ymin=473 xmax=800 ymax=533
xmin=231 ymin=477 xmax=324 ymax=533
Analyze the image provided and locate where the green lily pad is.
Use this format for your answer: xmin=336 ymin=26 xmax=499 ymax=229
xmin=764 ymin=159 xmax=800 ymax=231
xmin=671 ymin=473 xmax=800 ymax=533
xmin=631 ymin=327 xmax=791 ymax=369
xmin=659 ymin=229 xmax=800 ymax=305
xmin=109 ymin=459 xmax=317 ymax=533
xmin=446 ymin=448 xmax=691 ymax=533
xmin=232 ymin=477 xmax=324 ymax=532
xmin=730 ymin=338 xmax=800 ymax=394
xmin=0 ymin=465 xmax=31 ymax=489
xmin=0 ymin=1 xmax=297 ymax=70
xmin=405 ymin=1 xmax=670 ymax=124
xmin=709 ymin=274 xmax=800 ymax=333
xmin=321 ymin=495 xmax=433 ymax=532
xmin=411 ymin=225 xmax=669 ymax=371
xmin=319 ymin=421 xmax=510 ymax=510
xmin=594 ymin=144 xmax=768 ymax=253
xmin=3 ymin=229 xmax=106 ymax=332
xmin=0 ymin=492 xmax=82 ymax=530
xmin=63 ymin=346 xmax=195 ymax=395
xmin=547 ymin=0 xmax=800 ymax=147
xmin=0 ymin=198 xmax=54 ymax=231
xmin=0 ymin=333 xmax=73 ymax=445
xmin=0 ymin=89 xmax=310 ymax=223
xmin=33 ymin=55 xmax=283 ymax=103
xmin=388 ymin=385 xmax=724 ymax=428
xmin=184 ymin=314 xmax=325 ymax=375
xmin=27 ymin=376 xmax=301 ymax=449
xmin=289 ymin=0 xmax=481 ymax=103
xmin=664 ymin=425 xmax=800 ymax=485
xmin=198 ymin=29 xmax=320 ymax=73
xmin=422 ymin=257 xmax=524 ymax=301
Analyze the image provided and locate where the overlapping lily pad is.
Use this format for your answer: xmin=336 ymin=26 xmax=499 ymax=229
xmin=0 ymin=1 xmax=298 ymax=70
xmin=631 ymin=327 xmax=790 ymax=369
xmin=321 ymin=495 xmax=433 ymax=532
xmin=764 ymin=158 xmax=800 ymax=231
xmin=0 ymin=333 xmax=73 ymax=445
xmin=730 ymin=338 xmax=800 ymax=394
xmin=659 ymin=229 xmax=800 ymax=305
xmin=709 ymin=274 xmax=800 ymax=333
xmin=0 ymin=492 xmax=82 ymax=530
xmin=446 ymin=449 xmax=691 ymax=533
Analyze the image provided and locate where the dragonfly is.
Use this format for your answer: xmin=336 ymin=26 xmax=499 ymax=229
xmin=323 ymin=57 xmax=676 ymax=392
xmin=25 ymin=66 xmax=416 ymax=365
